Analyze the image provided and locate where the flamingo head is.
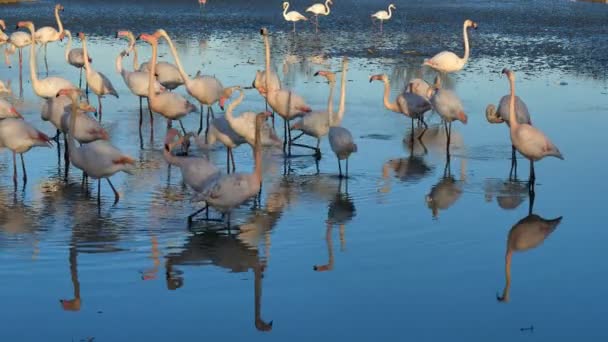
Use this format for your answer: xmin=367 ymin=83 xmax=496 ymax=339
xmin=314 ymin=70 xmax=336 ymax=83
xmin=369 ymin=74 xmax=387 ymax=83
xmin=260 ymin=27 xmax=269 ymax=36
xmin=153 ymin=29 xmax=168 ymax=40
xmin=77 ymin=32 xmax=85 ymax=40
xmin=9 ymin=107 xmax=23 ymax=119
xmin=59 ymin=31 xmax=65 ymax=42
xmin=389 ymin=4 xmax=396 ymax=10
xmin=139 ymin=33 xmax=157 ymax=45
xmin=56 ymin=88 xmax=82 ymax=99
xmin=0 ymin=20 xmax=6 ymax=31
xmin=465 ymin=19 xmax=478 ymax=30
xmin=56 ymin=4 xmax=65 ymax=12
xmin=89 ymin=128 xmax=109 ymax=141
xmin=501 ymin=68 xmax=514 ymax=80
xmin=60 ymin=298 xmax=81 ymax=311
xmin=164 ymin=128 xmax=181 ymax=151
xmin=219 ymin=86 xmax=240 ymax=110
xmin=78 ymin=101 xmax=97 ymax=114
xmin=16 ymin=21 xmax=33 ymax=30
xmin=282 ymin=2 xmax=288 ymax=9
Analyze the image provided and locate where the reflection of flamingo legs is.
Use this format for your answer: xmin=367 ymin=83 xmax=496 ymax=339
xmin=60 ymin=247 xmax=81 ymax=311
xmin=313 ymin=222 xmax=334 ymax=272
xmin=254 ymin=263 xmax=273 ymax=332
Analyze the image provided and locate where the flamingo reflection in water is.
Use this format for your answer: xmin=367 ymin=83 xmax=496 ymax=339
xmin=426 ymin=157 xmax=466 ymax=219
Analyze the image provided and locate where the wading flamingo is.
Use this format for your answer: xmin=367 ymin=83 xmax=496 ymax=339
xmin=5 ymin=30 xmax=31 ymax=68
xmin=138 ymin=38 xmax=184 ymax=92
xmin=371 ymin=4 xmax=396 ymax=33
xmin=0 ymin=118 xmax=52 ymax=186
xmin=329 ymin=57 xmax=357 ymax=178
xmin=58 ymin=88 xmax=135 ymax=205
xmin=190 ymin=112 xmax=272 ymax=226
xmin=486 ymin=94 xmax=531 ymax=178
xmin=502 ymin=68 xmax=563 ymax=188
xmin=34 ymin=4 xmax=65 ymax=74
xmin=140 ymin=33 xmax=197 ymax=132
xmin=253 ymin=28 xmax=281 ymax=124
xmin=154 ymin=29 xmax=226 ymax=135
xmin=282 ymin=2 xmax=307 ymax=33
xmin=64 ymin=30 xmax=91 ymax=89
xmin=426 ymin=81 xmax=468 ymax=154
xmin=0 ymin=99 xmax=23 ymax=119
xmin=18 ymin=21 xmax=76 ymax=99
xmin=423 ymin=19 xmax=478 ymax=74
xmin=79 ymin=32 xmax=118 ymax=122
xmin=306 ymin=0 xmax=332 ymax=33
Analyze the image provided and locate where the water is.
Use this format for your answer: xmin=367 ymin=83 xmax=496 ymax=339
xmin=1 ymin=0 xmax=607 ymax=340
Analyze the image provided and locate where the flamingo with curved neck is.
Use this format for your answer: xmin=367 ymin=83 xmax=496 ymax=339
xmin=423 ymin=19 xmax=478 ymax=73
xmin=371 ymin=4 xmax=396 ymax=32
xmin=329 ymin=57 xmax=357 ymax=178
xmin=34 ymin=4 xmax=65 ymax=74
xmin=306 ymin=0 xmax=332 ymax=33
xmin=282 ymin=2 xmax=307 ymax=33
xmin=64 ymin=30 xmax=91 ymax=89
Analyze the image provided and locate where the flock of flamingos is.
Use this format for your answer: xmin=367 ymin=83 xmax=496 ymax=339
xmin=0 ymin=3 xmax=564 ymax=228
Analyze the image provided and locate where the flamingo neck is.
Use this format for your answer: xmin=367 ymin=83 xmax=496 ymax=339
xmin=148 ymin=42 xmax=158 ymax=100
xmin=253 ymin=118 xmax=263 ymax=186
xmin=115 ymin=51 xmax=124 ymax=76
xmin=64 ymin=31 xmax=71 ymax=62
xmin=26 ymin=26 xmax=39 ymax=91
xmin=508 ymin=76 xmax=518 ymax=129
xmin=161 ymin=33 xmax=190 ymax=86
xmin=263 ymin=35 xmax=271 ymax=78
xmin=132 ymin=45 xmax=139 ymax=70
xmin=162 ymin=144 xmax=182 ymax=167
xmin=334 ymin=62 xmax=347 ymax=126
xmin=81 ymin=36 xmax=91 ymax=71
xmin=225 ymin=90 xmax=244 ymax=125
xmin=326 ymin=80 xmax=335 ymax=118
xmin=381 ymin=78 xmax=399 ymax=113
xmin=387 ymin=6 xmax=393 ymax=19
xmin=55 ymin=8 xmax=64 ymax=34
xmin=324 ymin=0 xmax=331 ymax=14
xmin=462 ymin=23 xmax=470 ymax=63
xmin=499 ymin=249 xmax=512 ymax=302
xmin=283 ymin=4 xmax=289 ymax=18
xmin=67 ymin=98 xmax=79 ymax=157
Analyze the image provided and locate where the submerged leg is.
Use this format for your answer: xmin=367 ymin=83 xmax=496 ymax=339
xmin=226 ymin=147 xmax=230 ymax=174
xmin=230 ymin=148 xmax=236 ymax=172
xmin=147 ymin=97 xmax=154 ymax=142
xmin=97 ymin=179 xmax=101 ymax=205
xmin=98 ymin=96 xmax=103 ymax=122
xmin=12 ymin=151 xmax=17 ymax=186
xmin=337 ymin=157 xmax=342 ymax=178
xmin=106 ymin=178 xmax=120 ymax=205
xmin=179 ymin=120 xmax=187 ymax=135
xmin=20 ymin=153 xmax=27 ymax=184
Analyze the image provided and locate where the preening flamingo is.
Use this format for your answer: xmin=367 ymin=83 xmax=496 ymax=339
xmin=0 ymin=118 xmax=52 ymax=186
xmin=423 ymin=19 xmax=478 ymax=73
xmin=79 ymin=32 xmax=118 ymax=121
xmin=486 ymin=94 xmax=531 ymax=177
xmin=18 ymin=21 xmax=76 ymax=99
xmin=502 ymin=68 xmax=563 ymax=187
xmin=371 ymin=4 xmax=396 ymax=33
xmin=64 ymin=30 xmax=91 ymax=89
xmin=426 ymin=80 xmax=468 ymax=153
xmin=154 ymin=29 xmax=226 ymax=135
xmin=34 ymin=4 xmax=66 ymax=74
xmin=190 ymin=112 xmax=271 ymax=226
xmin=0 ymin=99 xmax=23 ymax=119
xmin=140 ymin=33 xmax=197 ymax=132
xmin=282 ymin=2 xmax=307 ymax=33
xmin=306 ymin=0 xmax=332 ymax=33
xmin=329 ymin=57 xmax=357 ymax=178
xmin=58 ymin=88 xmax=135 ymax=205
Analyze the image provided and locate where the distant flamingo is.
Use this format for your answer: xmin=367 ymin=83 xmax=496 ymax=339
xmin=486 ymin=94 xmax=531 ymax=177
xmin=18 ymin=21 xmax=76 ymax=99
xmin=306 ymin=0 xmax=332 ymax=33
xmin=0 ymin=118 xmax=52 ymax=186
xmin=0 ymin=20 xmax=7 ymax=45
xmin=502 ymin=68 xmax=563 ymax=187
xmin=58 ymin=88 xmax=135 ymax=205
xmin=190 ymin=112 xmax=271 ymax=226
xmin=0 ymin=99 xmax=23 ymax=119
xmin=426 ymin=80 xmax=468 ymax=153
xmin=63 ymin=30 xmax=91 ymax=89
xmin=329 ymin=57 xmax=357 ymax=178
xmin=423 ymin=19 xmax=478 ymax=73
xmin=154 ymin=29 xmax=226 ymax=135
xmin=34 ymin=4 xmax=65 ymax=74
xmin=282 ymin=2 xmax=307 ymax=33
xmin=140 ymin=33 xmax=197 ymax=132
xmin=371 ymin=4 xmax=396 ymax=33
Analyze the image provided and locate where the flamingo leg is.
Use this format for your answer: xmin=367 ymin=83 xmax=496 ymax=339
xmin=106 ymin=178 xmax=120 ymax=205
xmin=198 ymin=105 xmax=204 ymax=135
xmin=139 ymin=96 xmax=143 ymax=133
xmin=97 ymin=178 xmax=101 ymax=205
xmin=187 ymin=204 xmax=209 ymax=226
xmin=44 ymin=44 xmax=48 ymax=76
xmin=226 ymin=147 xmax=230 ymax=174
xmin=230 ymin=147 xmax=236 ymax=173
xmin=178 ymin=120 xmax=187 ymax=135
xmin=79 ymin=67 xmax=83 ymax=89
xmin=12 ymin=151 xmax=17 ymax=186
xmin=19 ymin=153 xmax=27 ymax=184
xmin=380 ymin=20 xmax=383 ymax=33
xmin=97 ymin=96 xmax=102 ymax=122
xmin=282 ymin=119 xmax=287 ymax=154
xmin=529 ymin=160 xmax=535 ymax=189
xmin=64 ymin=134 xmax=70 ymax=174
xmin=337 ymin=157 xmax=342 ymax=178
xmin=346 ymin=157 xmax=349 ymax=178
xmin=147 ymin=97 xmax=154 ymax=142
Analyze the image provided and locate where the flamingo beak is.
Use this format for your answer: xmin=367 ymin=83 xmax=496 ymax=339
xmin=458 ymin=111 xmax=468 ymax=124
xmin=219 ymin=97 xmax=226 ymax=110
xmin=10 ymin=107 xmax=23 ymax=119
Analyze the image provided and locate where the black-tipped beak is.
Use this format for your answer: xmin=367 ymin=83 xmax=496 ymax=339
xmin=314 ymin=71 xmax=319 ymax=76
xmin=501 ymin=68 xmax=508 ymax=75
xmin=251 ymin=78 xmax=256 ymax=88
xmin=15 ymin=25 xmax=19 ymax=29
xmin=220 ymin=105 xmax=224 ymax=111
xmin=136 ymin=34 xmax=141 ymax=41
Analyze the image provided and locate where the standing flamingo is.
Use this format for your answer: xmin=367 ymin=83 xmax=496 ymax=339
xmin=486 ymin=94 xmax=531 ymax=178
xmin=140 ymin=33 xmax=197 ymax=132
xmin=282 ymin=2 xmax=307 ymax=33
xmin=502 ymin=68 xmax=563 ymax=188
xmin=34 ymin=4 xmax=65 ymax=75
xmin=18 ymin=21 xmax=76 ymax=99
xmin=190 ymin=112 xmax=271 ymax=226
xmin=0 ymin=118 xmax=52 ymax=186
xmin=58 ymin=88 xmax=135 ymax=205
xmin=79 ymin=32 xmax=118 ymax=122
xmin=154 ymin=29 xmax=226 ymax=135
xmin=426 ymin=82 xmax=468 ymax=154
xmin=423 ymin=19 xmax=478 ymax=73
xmin=63 ymin=30 xmax=91 ymax=90
xmin=0 ymin=99 xmax=23 ymax=119
xmin=253 ymin=28 xmax=281 ymax=125
xmin=5 ymin=30 xmax=31 ymax=69
xmin=0 ymin=20 xmax=7 ymax=45
xmin=306 ymin=0 xmax=332 ymax=33
xmin=329 ymin=57 xmax=357 ymax=178
xmin=371 ymin=4 xmax=396 ymax=33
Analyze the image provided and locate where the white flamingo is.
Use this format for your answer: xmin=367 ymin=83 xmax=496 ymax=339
xmin=0 ymin=118 xmax=52 ymax=186
xmin=190 ymin=112 xmax=271 ymax=226
xmin=154 ymin=29 xmax=226 ymax=135
xmin=306 ymin=0 xmax=332 ymax=33
xmin=18 ymin=21 xmax=76 ymax=99
xmin=426 ymin=80 xmax=468 ymax=152
xmin=329 ymin=57 xmax=357 ymax=178
xmin=0 ymin=99 xmax=23 ymax=119
xmin=0 ymin=20 xmax=7 ymax=45
xmin=371 ymin=4 xmax=396 ymax=33
xmin=34 ymin=4 xmax=65 ymax=74
xmin=140 ymin=33 xmax=197 ymax=132
xmin=502 ymin=68 xmax=563 ymax=186
xmin=4 ymin=30 xmax=31 ymax=68
xmin=423 ymin=19 xmax=478 ymax=73
xmin=63 ymin=30 xmax=91 ymax=89
xmin=0 ymin=80 xmax=10 ymax=94
xmin=79 ymin=32 xmax=118 ymax=122
xmin=138 ymin=36 xmax=184 ymax=92
xmin=58 ymin=88 xmax=135 ymax=205
xmin=282 ymin=2 xmax=307 ymax=33
xmin=253 ymin=28 xmax=281 ymax=104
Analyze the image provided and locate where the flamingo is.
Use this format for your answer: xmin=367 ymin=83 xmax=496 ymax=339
xmin=78 ymin=32 xmax=118 ymax=122
xmin=502 ymin=68 xmax=563 ymax=188
xmin=138 ymin=39 xmax=184 ymax=92
xmin=486 ymin=94 xmax=531 ymax=178
xmin=423 ymin=19 xmax=478 ymax=74
xmin=329 ymin=57 xmax=357 ymax=178
xmin=116 ymin=30 xmax=140 ymax=69
xmin=154 ymin=29 xmax=226 ymax=135
xmin=63 ymin=30 xmax=91 ymax=90
xmin=408 ymin=78 xmax=432 ymax=100
xmin=290 ymin=70 xmax=336 ymax=157
xmin=188 ymin=117 xmax=247 ymax=174
xmin=18 ymin=21 xmax=76 ymax=99
xmin=4 ymin=30 xmax=31 ymax=68
xmin=190 ymin=112 xmax=271 ymax=226
xmin=306 ymin=0 xmax=332 ymax=33
xmin=0 ymin=99 xmax=23 ymax=119
xmin=34 ymin=4 xmax=65 ymax=74
xmin=0 ymin=20 xmax=7 ymax=45
xmin=163 ymin=129 xmax=220 ymax=192
xmin=371 ymin=4 xmax=396 ymax=33
xmin=0 ymin=118 xmax=52 ymax=186
xmin=253 ymin=28 xmax=281 ymax=120
xmin=370 ymin=73 xmax=432 ymax=132
xmin=57 ymin=88 xmax=135 ymax=205
xmin=426 ymin=81 xmax=468 ymax=153
xmin=0 ymin=80 xmax=10 ymax=94
xmin=41 ymin=95 xmax=106 ymax=144
xmin=282 ymin=2 xmax=307 ymax=33
xmin=139 ymin=33 xmax=197 ymax=132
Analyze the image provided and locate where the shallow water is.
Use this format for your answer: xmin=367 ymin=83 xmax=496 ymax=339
xmin=1 ymin=0 xmax=608 ymax=341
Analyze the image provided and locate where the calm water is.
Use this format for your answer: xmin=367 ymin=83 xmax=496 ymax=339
xmin=1 ymin=0 xmax=608 ymax=341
